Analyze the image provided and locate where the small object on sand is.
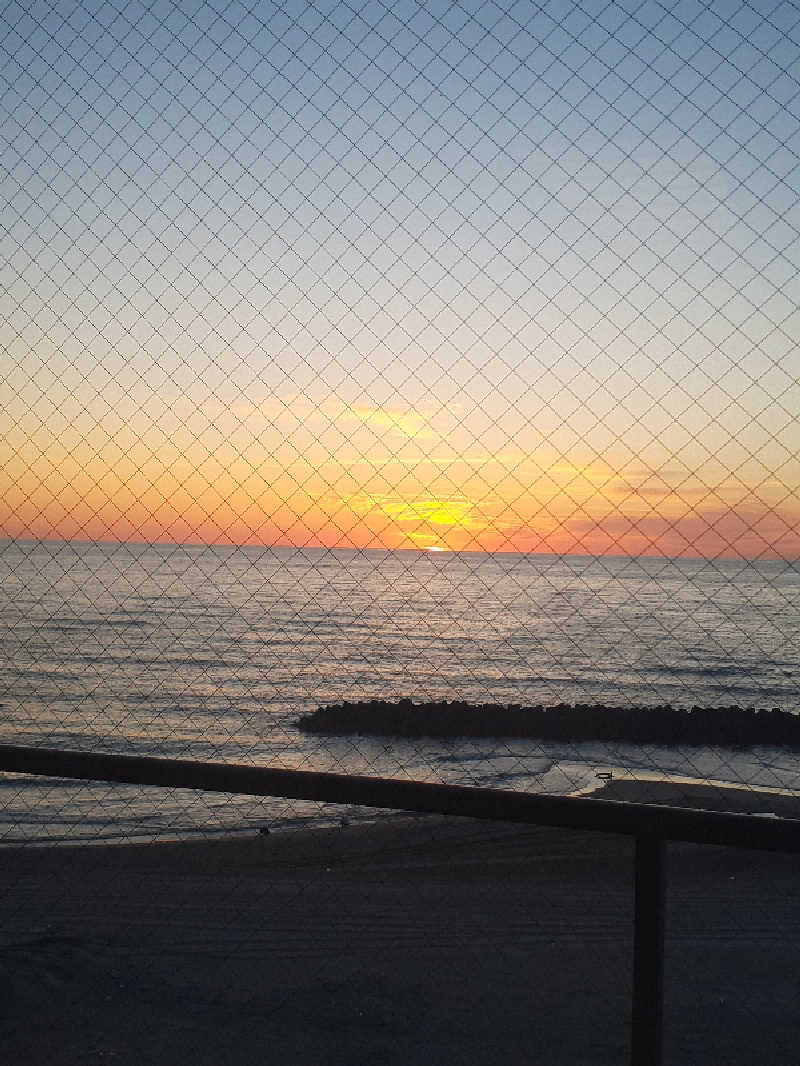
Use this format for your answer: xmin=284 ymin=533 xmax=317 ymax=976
xmin=596 ymin=771 xmax=613 ymax=780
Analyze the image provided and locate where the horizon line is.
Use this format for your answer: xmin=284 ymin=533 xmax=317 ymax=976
xmin=1 ymin=535 xmax=797 ymax=566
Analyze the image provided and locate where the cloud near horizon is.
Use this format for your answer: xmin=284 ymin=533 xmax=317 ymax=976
xmin=2 ymin=382 xmax=798 ymax=558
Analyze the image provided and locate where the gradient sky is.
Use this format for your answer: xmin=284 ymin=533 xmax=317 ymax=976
xmin=2 ymin=0 xmax=799 ymax=557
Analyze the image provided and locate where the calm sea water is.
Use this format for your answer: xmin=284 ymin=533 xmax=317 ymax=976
xmin=1 ymin=540 xmax=799 ymax=842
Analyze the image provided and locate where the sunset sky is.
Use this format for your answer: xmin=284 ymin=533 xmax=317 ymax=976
xmin=2 ymin=0 xmax=799 ymax=557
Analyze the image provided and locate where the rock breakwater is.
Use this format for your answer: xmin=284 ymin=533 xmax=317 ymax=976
xmin=297 ymin=699 xmax=800 ymax=746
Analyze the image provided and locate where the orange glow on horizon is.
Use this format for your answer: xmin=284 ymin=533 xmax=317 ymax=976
xmin=2 ymin=399 xmax=799 ymax=560
xmin=3 ymin=472 xmax=799 ymax=560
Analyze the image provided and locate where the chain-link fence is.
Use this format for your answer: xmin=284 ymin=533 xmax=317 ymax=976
xmin=2 ymin=1 xmax=800 ymax=1063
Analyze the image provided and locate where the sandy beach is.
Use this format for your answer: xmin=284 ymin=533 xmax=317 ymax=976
xmin=2 ymin=782 xmax=799 ymax=1066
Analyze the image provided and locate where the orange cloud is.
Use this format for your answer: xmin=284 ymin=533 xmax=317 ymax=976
xmin=342 ymin=406 xmax=437 ymax=440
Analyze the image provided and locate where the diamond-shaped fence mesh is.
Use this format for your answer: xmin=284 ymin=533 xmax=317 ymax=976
xmin=2 ymin=2 xmax=800 ymax=1063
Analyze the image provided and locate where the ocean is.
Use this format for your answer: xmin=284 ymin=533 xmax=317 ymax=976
xmin=1 ymin=539 xmax=799 ymax=843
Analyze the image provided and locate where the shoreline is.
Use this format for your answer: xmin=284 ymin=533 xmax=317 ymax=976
xmin=2 ymin=779 xmax=798 ymax=853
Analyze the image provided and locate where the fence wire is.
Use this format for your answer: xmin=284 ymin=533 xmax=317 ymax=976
xmin=2 ymin=0 xmax=799 ymax=829
xmin=1 ymin=2 xmax=800 ymax=1062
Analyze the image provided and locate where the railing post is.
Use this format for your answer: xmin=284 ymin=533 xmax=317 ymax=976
xmin=631 ymin=834 xmax=665 ymax=1066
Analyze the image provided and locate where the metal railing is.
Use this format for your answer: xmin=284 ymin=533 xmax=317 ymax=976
xmin=2 ymin=741 xmax=798 ymax=1066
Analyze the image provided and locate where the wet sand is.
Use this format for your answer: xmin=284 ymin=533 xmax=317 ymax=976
xmin=589 ymin=776 xmax=800 ymax=818
xmin=2 ymin=782 xmax=799 ymax=1065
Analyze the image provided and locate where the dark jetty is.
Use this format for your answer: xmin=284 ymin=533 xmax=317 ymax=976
xmin=297 ymin=699 xmax=800 ymax=747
